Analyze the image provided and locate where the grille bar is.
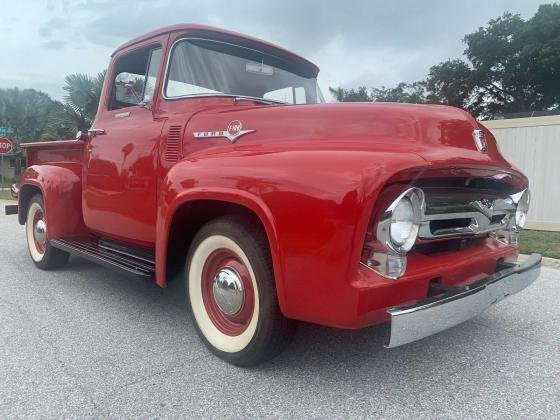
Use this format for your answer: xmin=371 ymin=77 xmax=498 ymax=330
xmin=418 ymin=195 xmax=516 ymax=240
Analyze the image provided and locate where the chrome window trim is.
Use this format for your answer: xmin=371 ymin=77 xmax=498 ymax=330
xmin=160 ymin=36 xmax=316 ymax=102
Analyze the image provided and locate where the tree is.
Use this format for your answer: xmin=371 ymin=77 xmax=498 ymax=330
xmin=50 ymin=71 xmax=106 ymax=135
xmin=0 ymin=88 xmax=57 ymax=143
xmin=460 ymin=5 xmax=560 ymax=117
xmin=329 ymin=83 xmax=430 ymax=103
xmin=328 ymin=86 xmax=371 ymax=102
xmin=330 ymin=4 xmax=560 ymax=119
xmin=0 ymin=71 xmax=106 ymax=144
xmin=0 ymin=88 xmax=60 ymax=178
xmin=371 ymin=82 xmax=429 ymax=104
xmin=425 ymin=60 xmax=479 ymax=113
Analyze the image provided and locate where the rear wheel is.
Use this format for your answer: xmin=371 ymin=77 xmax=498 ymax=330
xmin=186 ymin=216 xmax=295 ymax=366
xmin=26 ymin=194 xmax=69 ymax=270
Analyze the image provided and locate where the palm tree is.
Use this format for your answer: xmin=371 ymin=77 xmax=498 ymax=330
xmin=45 ymin=71 xmax=106 ymax=139
xmin=328 ymin=87 xmax=346 ymax=102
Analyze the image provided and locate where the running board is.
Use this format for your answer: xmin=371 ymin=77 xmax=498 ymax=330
xmin=50 ymin=237 xmax=155 ymax=280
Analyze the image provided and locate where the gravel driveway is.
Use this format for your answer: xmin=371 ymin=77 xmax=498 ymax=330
xmin=1 ymin=200 xmax=559 ymax=419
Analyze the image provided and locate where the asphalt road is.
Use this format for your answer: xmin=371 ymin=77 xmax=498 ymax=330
xmin=1 ymin=200 xmax=559 ymax=419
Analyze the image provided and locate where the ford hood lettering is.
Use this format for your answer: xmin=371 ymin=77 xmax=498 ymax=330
xmin=194 ymin=120 xmax=255 ymax=143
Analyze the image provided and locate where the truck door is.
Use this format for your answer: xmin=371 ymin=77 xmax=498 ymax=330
xmin=83 ymin=41 xmax=166 ymax=246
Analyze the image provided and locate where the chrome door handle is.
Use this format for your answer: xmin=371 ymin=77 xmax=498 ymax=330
xmin=88 ymin=128 xmax=106 ymax=137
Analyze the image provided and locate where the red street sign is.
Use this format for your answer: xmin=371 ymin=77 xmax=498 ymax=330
xmin=0 ymin=137 xmax=13 ymax=155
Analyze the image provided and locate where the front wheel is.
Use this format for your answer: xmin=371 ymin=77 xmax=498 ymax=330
xmin=26 ymin=194 xmax=69 ymax=270
xmin=186 ymin=216 xmax=295 ymax=366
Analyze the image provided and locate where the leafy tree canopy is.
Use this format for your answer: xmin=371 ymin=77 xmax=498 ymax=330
xmin=331 ymin=3 xmax=560 ymax=119
xmin=0 ymin=70 xmax=105 ymax=145
xmin=59 ymin=71 xmax=106 ymax=133
xmin=0 ymin=88 xmax=56 ymax=144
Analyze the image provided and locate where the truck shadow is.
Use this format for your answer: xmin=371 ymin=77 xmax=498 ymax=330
xmin=58 ymin=255 xmax=488 ymax=375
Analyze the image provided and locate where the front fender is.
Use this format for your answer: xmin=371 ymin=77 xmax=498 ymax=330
xmin=155 ymin=149 xmax=427 ymax=322
xmin=155 ymin=182 xmax=284 ymax=302
xmin=19 ymin=164 xmax=87 ymax=239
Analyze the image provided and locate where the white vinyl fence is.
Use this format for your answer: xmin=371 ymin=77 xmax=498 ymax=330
xmin=482 ymin=115 xmax=560 ymax=232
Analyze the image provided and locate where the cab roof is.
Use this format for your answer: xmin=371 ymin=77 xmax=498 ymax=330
xmin=112 ymin=23 xmax=319 ymax=77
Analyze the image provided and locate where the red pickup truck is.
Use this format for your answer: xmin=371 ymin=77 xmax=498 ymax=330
xmin=6 ymin=24 xmax=540 ymax=366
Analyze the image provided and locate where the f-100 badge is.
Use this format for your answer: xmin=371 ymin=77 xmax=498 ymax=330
xmin=194 ymin=120 xmax=255 ymax=143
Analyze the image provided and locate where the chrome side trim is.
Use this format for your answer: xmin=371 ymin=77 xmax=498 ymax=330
xmin=385 ymin=253 xmax=541 ymax=348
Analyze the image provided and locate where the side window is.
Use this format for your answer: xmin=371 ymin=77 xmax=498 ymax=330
xmin=264 ymin=87 xmax=293 ymax=104
xmin=143 ymin=48 xmax=162 ymax=102
xmin=111 ymin=47 xmax=162 ymax=110
xmin=263 ymin=86 xmax=307 ymax=104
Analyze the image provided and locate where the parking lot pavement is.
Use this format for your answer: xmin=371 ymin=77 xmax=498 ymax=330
xmin=1 ymin=201 xmax=559 ymax=419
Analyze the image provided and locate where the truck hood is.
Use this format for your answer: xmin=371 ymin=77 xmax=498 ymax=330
xmin=185 ymin=102 xmax=513 ymax=170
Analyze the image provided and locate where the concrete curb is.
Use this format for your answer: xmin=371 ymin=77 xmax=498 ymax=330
xmin=519 ymin=253 xmax=560 ymax=269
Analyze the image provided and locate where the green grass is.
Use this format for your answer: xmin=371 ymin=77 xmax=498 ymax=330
xmin=519 ymin=230 xmax=560 ymax=259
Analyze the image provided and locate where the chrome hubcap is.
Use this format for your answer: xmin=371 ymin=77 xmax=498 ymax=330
xmin=34 ymin=219 xmax=47 ymax=246
xmin=212 ymin=268 xmax=244 ymax=315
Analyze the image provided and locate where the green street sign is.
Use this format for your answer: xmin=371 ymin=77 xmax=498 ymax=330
xmin=0 ymin=126 xmax=14 ymax=136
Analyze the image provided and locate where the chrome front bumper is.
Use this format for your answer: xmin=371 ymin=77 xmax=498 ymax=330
xmin=386 ymin=253 xmax=541 ymax=348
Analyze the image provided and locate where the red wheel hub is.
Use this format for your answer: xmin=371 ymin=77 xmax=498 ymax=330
xmin=201 ymin=249 xmax=255 ymax=336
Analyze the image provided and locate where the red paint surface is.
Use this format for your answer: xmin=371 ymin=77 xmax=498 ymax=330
xmin=17 ymin=24 xmax=528 ymax=329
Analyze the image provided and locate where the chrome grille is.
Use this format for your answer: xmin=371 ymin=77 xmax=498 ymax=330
xmin=418 ymin=194 xmax=516 ymax=240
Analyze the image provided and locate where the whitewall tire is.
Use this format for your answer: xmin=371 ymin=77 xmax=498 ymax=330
xmin=25 ymin=194 xmax=69 ymax=270
xmin=186 ymin=215 xmax=295 ymax=366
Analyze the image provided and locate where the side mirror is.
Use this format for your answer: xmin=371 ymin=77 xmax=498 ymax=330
xmin=115 ymin=72 xmax=138 ymax=88
xmin=115 ymin=72 xmax=143 ymax=104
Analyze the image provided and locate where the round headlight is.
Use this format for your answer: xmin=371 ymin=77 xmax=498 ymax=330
xmin=515 ymin=189 xmax=530 ymax=228
xmin=385 ymin=188 xmax=423 ymax=253
xmin=390 ymin=197 xmax=414 ymax=246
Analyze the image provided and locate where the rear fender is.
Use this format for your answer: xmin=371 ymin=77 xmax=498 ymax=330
xmin=18 ymin=164 xmax=88 ymax=239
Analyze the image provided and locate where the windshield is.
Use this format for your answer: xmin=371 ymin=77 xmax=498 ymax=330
xmin=165 ymin=38 xmax=324 ymax=104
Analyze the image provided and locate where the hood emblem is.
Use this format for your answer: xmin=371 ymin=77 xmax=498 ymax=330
xmin=194 ymin=120 xmax=255 ymax=143
xmin=472 ymin=129 xmax=488 ymax=153
xmin=471 ymin=199 xmax=494 ymax=219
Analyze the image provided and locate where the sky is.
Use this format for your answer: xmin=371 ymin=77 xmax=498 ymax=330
xmin=0 ymin=0 xmax=546 ymax=101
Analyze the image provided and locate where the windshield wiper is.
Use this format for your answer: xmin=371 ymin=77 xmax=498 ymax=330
xmin=234 ymin=96 xmax=289 ymax=105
